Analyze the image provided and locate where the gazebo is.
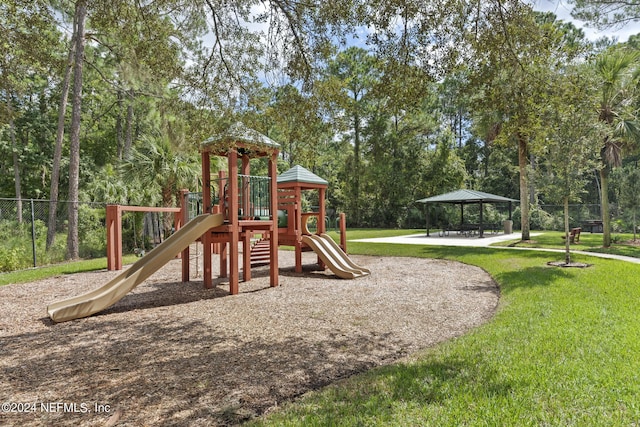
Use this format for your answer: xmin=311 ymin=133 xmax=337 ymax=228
xmin=416 ymin=189 xmax=517 ymax=237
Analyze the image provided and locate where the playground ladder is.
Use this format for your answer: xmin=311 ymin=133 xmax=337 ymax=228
xmin=250 ymin=238 xmax=271 ymax=267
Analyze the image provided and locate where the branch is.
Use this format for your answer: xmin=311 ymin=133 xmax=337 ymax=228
xmin=203 ymin=0 xmax=245 ymax=91
xmin=495 ymin=0 xmax=526 ymax=73
xmin=269 ymin=0 xmax=313 ymax=78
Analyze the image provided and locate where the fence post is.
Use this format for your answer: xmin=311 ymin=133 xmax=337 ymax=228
xmin=30 ymin=199 xmax=37 ymax=268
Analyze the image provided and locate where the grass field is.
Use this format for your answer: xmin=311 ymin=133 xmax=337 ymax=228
xmin=493 ymin=230 xmax=640 ymax=259
xmin=0 ymin=254 xmax=138 ymax=286
xmin=249 ymin=236 xmax=640 ymax=426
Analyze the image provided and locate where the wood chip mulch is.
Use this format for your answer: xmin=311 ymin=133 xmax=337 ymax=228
xmin=0 ymin=249 xmax=499 ymax=426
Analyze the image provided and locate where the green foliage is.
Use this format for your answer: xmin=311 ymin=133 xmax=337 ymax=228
xmin=0 ymin=218 xmax=68 ymax=271
xmin=512 ymin=205 xmax=555 ymax=231
xmin=77 ymin=204 xmax=106 ymax=258
xmin=571 ymin=0 xmax=640 ymax=29
xmin=614 ymin=164 xmax=640 ymax=236
xmin=0 ymin=247 xmax=21 ymax=272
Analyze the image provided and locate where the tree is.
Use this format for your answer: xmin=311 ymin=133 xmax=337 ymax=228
xmin=120 ymin=134 xmax=200 ymax=233
xmin=47 ymin=15 xmax=76 ymax=249
xmin=537 ymin=66 xmax=602 ymax=264
xmin=263 ymin=84 xmax=330 ymax=168
xmin=468 ymin=8 xmax=592 ymax=241
xmin=66 ymin=0 xmax=87 ymax=260
xmin=0 ymin=0 xmax=60 ymax=222
xmin=570 ymin=0 xmax=640 ymax=29
xmin=618 ymin=164 xmax=640 ymax=240
xmin=322 ymin=47 xmax=380 ymax=225
xmin=594 ymin=48 xmax=640 ymax=247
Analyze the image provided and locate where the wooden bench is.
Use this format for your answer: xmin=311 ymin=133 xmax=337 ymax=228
xmin=562 ymin=227 xmax=581 ymax=244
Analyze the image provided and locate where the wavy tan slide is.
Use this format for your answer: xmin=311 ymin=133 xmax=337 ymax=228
xmin=47 ymin=214 xmax=224 ymax=323
xmin=301 ymin=234 xmax=369 ymax=279
xmin=318 ymin=234 xmax=370 ymax=274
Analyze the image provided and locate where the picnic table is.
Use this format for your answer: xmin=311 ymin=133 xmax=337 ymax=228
xmin=581 ymin=220 xmax=603 ymax=233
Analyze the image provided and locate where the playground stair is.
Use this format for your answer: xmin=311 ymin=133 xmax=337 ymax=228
xmin=250 ymin=238 xmax=271 ymax=267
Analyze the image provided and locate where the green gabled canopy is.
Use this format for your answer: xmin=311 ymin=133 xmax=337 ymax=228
xmin=277 ymin=165 xmax=328 ymax=186
xmin=416 ymin=189 xmax=517 ymax=204
xmin=201 ymin=122 xmax=280 ymax=154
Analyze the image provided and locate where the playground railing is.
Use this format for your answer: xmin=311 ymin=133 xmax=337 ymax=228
xmin=212 ymin=174 xmax=273 ymax=221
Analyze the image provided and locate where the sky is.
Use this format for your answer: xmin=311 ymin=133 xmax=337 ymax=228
xmin=530 ymin=0 xmax=640 ymax=42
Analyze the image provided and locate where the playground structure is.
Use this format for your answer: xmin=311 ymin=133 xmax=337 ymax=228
xmin=47 ymin=122 xmax=368 ymax=322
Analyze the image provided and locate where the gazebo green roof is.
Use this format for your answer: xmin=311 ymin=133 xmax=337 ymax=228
xmin=201 ymin=122 xmax=280 ymax=153
xmin=277 ymin=165 xmax=328 ymax=186
xmin=416 ymin=189 xmax=517 ymax=204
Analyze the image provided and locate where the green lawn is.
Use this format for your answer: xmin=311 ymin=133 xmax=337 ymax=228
xmin=331 ymin=228 xmax=424 ymax=240
xmin=0 ymin=254 xmax=138 ymax=286
xmin=250 ymin=239 xmax=640 ymax=426
xmin=493 ymin=230 xmax=640 ymax=259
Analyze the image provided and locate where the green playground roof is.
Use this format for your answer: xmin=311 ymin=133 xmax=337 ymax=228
xmin=277 ymin=165 xmax=328 ymax=186
xmin=416 ymin=189 xmax=517 ymax=204
xmin=201 ymin=122 xmax=280 ymax=153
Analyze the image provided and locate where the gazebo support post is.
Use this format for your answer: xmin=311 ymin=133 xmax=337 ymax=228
xmin=479 ymin=201 xmax=484 ymax=238
xmin=426 ymin=203 xmax=430 ymax=237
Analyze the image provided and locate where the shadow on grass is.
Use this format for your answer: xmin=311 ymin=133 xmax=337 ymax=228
xmin=493 ymin=265 xmax=573 ymax=294
xmin=257 ymin=353 xmax=515 ymax=425
xmin=409 ymin=245 xmax=576 ymax=294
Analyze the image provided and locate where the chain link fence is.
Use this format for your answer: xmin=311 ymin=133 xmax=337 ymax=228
xmin=0 ymin=198 xmax=108 ymax=272
xmin=0 ymin=198 xmax=184 ymax=273
xmin=0 ymin=196 xmax=630 ymax=273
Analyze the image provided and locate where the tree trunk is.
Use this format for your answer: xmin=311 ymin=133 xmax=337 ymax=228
xmin=8 ymin=108 xmax=23 ymax=224
xmin=564 ymin=196 xmax=571 ymax=265
xmin=518 ymin=134 xmax=530 ymax=240
xmin=529 ymin=153 xmax=536 ymax=205
xmin=66 ymin=0 xmax=87 ymax=260
xmin=47 ymin=28 xmax=76 ymax=250
xmin=599 ymin=166 xmax=611 ymax=248
xmin=116 ymin=90 xmax=124 ymax=159
xmin=123 ymin=89 xmax=134 ymax=158
xmin=353 ymin=111 xmax=361 ymax=226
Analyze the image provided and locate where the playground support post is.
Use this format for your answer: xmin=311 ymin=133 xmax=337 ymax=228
xmin=106 ymin=204 xmax=183 ymax=271
xmin=269 ymin=150 xmax=279 ymax=287
xmin=339 ymin=212 xmax=347 ymax=252
xmin=180 ymin=189 xmax=190 ymax=282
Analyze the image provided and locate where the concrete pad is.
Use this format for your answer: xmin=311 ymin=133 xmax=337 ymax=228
xmin=351 ymin=232 xmax=525 ymax=247
xmin=351 ymin=231 xmax=640 ymax=264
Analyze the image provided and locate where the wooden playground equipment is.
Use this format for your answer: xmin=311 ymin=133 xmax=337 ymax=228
xmin=105 ymin=192 xmax=189 ymax=271
xmin=196 ymin=122 xmax=368 ymax=295
xmin=198 ymin=123 xmax=281 ymax=295
xmin=48 ymin=123 xmax=367 ymax=322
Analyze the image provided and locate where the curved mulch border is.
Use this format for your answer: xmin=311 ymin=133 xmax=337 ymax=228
xmin=0 ymin=249 xmax=499 ymax=426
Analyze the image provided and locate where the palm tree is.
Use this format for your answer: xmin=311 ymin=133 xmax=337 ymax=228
xmin=594 ymin=49 xmax=640 ymax=247
xmin=120 ymin=134 xmax=200 ymax=235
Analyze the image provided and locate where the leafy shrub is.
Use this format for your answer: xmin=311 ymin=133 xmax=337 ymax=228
xmin=0 ymin=247 xmax=22 ymax=272
xmin=512 ymin=205 xmax=555 ymax=230
xmin=78 ymin=205 xmax=106 ymax=258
